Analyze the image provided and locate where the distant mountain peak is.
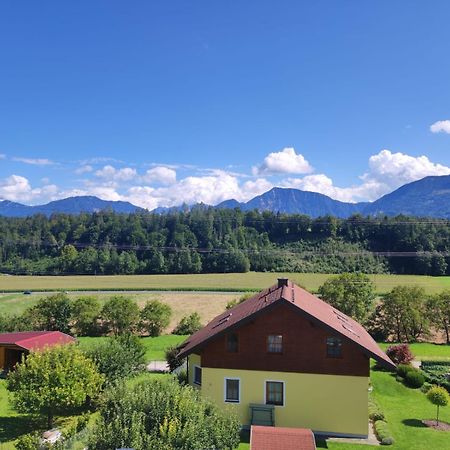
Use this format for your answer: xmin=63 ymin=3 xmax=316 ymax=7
xmin=0 ymin=196 xmax=145 ymax=217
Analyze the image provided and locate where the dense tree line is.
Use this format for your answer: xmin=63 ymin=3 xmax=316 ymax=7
xmin=1 ymin=209 xmax=450 ymax=275
xmin=0 ymin=293 xmax=202 ymax=337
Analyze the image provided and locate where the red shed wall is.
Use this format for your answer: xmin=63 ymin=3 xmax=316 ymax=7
xmin=200 ymin=302 xmax=369 ymax=377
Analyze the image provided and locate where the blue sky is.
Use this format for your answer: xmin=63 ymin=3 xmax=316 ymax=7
xmin=1 ymin=1 xmax=450 ymax=209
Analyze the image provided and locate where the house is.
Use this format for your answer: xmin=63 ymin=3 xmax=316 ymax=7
xmin=250 ymin=425 xmax=316 ymax=450
xmin=0 ymin=331 xmax=75 ymax=371
xmin=178 ymin=278 xmax=395 ymax=438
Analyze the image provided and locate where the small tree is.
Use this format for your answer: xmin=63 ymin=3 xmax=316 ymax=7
xmin=381 ymin=286 xmax=429 ymax=342
xmin=101 ymin=296 xmax=140 ymax=335
xmin=7 ymin=345 xmax=103 ymax=428
xmin=140 ymin=300 xmax=172 ymax=337
xmin=71 ymin=296 xmax=101 ymax=336
xmin=25 ymin=293 xmax=72 ymax=334
xmin=225 ymin=292 xmax=254 ymax=310
xmin=84 ymin=335 xmax=146 ymax=381
xmin=165 ymin=345 xmax=184 ymax=372
xmin=427 ymin=386 xmax=449 ymax=426
xmin=427 ymin=291 xmax=450 ymax=344
xmin=318 ymin=273 xmax=375 ymax=323
xmin=173 ymin=312 xmax=202 ymax=335
xmin=386 ymin=344 xmax=414 ymax=365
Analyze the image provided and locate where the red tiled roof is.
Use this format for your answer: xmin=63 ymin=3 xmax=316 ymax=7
xmin=250 ymin=425 xmax=316 ymax=450
xmin=178 ymin=280 xmax=395 ymax=370
xmin=0 ymin=331 xmax=75 ymax=351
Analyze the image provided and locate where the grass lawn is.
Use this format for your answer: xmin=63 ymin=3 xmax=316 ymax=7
xmin=378 ymin=342 xmax=450 ymax=361
xmin=0 ymin=379 xmax=40 ymax=449
xmin=1 ymin=272 xmax=449 ymax=294
xmin=77 ymin=334 xmax=188 ymax=361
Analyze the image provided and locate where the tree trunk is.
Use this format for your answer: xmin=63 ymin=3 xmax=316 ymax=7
xmin=437 ymin=405 xmax=439 ymax=426
xmin=47 ymin=410 xmax=54 ymax=429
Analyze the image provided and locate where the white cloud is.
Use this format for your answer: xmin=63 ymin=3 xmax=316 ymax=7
xmin=430 ymin=120 xmax=450 ymax=134
xmin=0 ymin=175 xmax=33 ymax=202
xmin=13 ymin=157 xmax=56 ymax=166
xmin=253 ymin=147 xmax=313 ymax=176
xmin=365 ymin=149 xmax=450 ymax=190
xmin=282 ymin=149 xmax=450 ymax=202
xmin=241 ymin=178 xmax=273 ymax=200
xmin=75 ymin=164 xmax=93 ymax=175
xmin=0 ymin=154 xmax=6 ymax=159
xmin=95 ymin=165 xmax=137 ymax=181
xmin=142 ymin=166 xmax=177 ymax=185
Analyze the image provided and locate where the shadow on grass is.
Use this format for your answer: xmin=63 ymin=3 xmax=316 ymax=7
xmin=315 ymin=439 xmax=329 ymax=448
xmin=0 ymin=415 xmax=42 ymax=443
xmin=402 ymin=418 xmax=427 ymax=428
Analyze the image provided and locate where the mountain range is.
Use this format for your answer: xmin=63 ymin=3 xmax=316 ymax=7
xmin=1 ymin=175 xmax=450 ymax=218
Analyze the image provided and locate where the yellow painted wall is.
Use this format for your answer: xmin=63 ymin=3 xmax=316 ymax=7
xmin=0 ymin=347 xmax=4 ymax=370
xmin=201 ymin=367 xmax=368 ymax=437
xmin=188 ymin=353 xmax=201 ymax=386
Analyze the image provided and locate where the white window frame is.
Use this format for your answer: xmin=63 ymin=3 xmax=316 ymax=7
xmin=193 ymin=365 xmax=202 ymax=386
xmin=264 ymin=379 xmax=286 ymax=407
xmin=224 ymin=377 xmax=241 ymax=403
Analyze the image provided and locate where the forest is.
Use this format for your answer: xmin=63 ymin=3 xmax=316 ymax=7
xmin=0 ymin=208 xmax=449 ymax=276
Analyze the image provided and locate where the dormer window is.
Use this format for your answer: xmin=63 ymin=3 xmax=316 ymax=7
xmin=267 ymin=335 xmax=283 ymax=353
xmin=326 ymin=337 xmax=342 ymax=358
xmin=227 ymin=333 xmax=239 ymax=352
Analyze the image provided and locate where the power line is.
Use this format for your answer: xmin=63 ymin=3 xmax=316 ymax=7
xmin=0 ymin=237 xmax=449 ymax=257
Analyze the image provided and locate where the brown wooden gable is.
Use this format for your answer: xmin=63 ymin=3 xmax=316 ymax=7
xmin=200 ymin=301 xmax=370 ymax=377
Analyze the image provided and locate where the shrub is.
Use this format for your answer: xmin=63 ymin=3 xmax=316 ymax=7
xmin=15 ymin=432 xmax=41 ymax=450
xmin=165 ymin=345 xmax=185 ymax=372
xmin=421 ymin=382 xmax=433 ymax=394
xmin=177 ymin=369 xmax=188 ymax=385
xmin=84 ymin=335 xmax=145 ymax=381
xmin=88 ymin=378 xmax=241 ymax=450
xmin=368 ymin=398 xmax=385 ymax=421
xmin=386 ymin=344 xmax=414 ymax=365
xmin=397 ymin=363 xmax=414 ymax=378
xmin=225 ymin=292 xmax=254 ymax=310
xmin=173 ymin=312 xmax=202 ymax=335
xmin=405 ymin=369 xmax=425 ymax=388
xmin=374 ymin=420 xmax=394 ymax=445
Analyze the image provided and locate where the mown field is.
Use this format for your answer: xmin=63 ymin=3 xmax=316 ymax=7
xmin=1 ymin=272 xmax=450 ymax=294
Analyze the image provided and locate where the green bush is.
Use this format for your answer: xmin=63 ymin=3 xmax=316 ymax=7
xmin=84 ymin=335 xmax=145 ymax=382
xmin=421 ymin=382 xmax=433 ymax=393
xmin=173 ymin=312 xmax=202 ymax=335
xmin=368 ymin=398 xmax=385 ymax=421
xmin=15 ymin=432 xmax=41 ymax=450
xmin=405 ymin=369 xmax=425 ymax=388
xmin=397 ymin=363 xmax=414 ymax=378
xmin=165 ymin=345 xmax=185 ymax=373
xmin=88 ymin=377 xmax=241 ymax=450
xmin=374 ymin=420 xmax=394 ymax=445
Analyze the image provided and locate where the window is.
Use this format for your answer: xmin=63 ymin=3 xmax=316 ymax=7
xmin=193 ymin=366 xmax=202 ymax=385
xmin=326 ymin=337 xmax=342 ymax=358
xmin=267 ymin=335 xmax=283 ymax=353
xmin=227 ymin=333 xmax=239 ymax=352
xmin=225 ymin=378 xmax=240 ymax=403
xmin=265 ymin=381 xmax=284 ymax=406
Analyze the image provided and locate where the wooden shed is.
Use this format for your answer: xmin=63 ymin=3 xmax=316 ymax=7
xmin=0 ymin=331 xmax=75 ymax=371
